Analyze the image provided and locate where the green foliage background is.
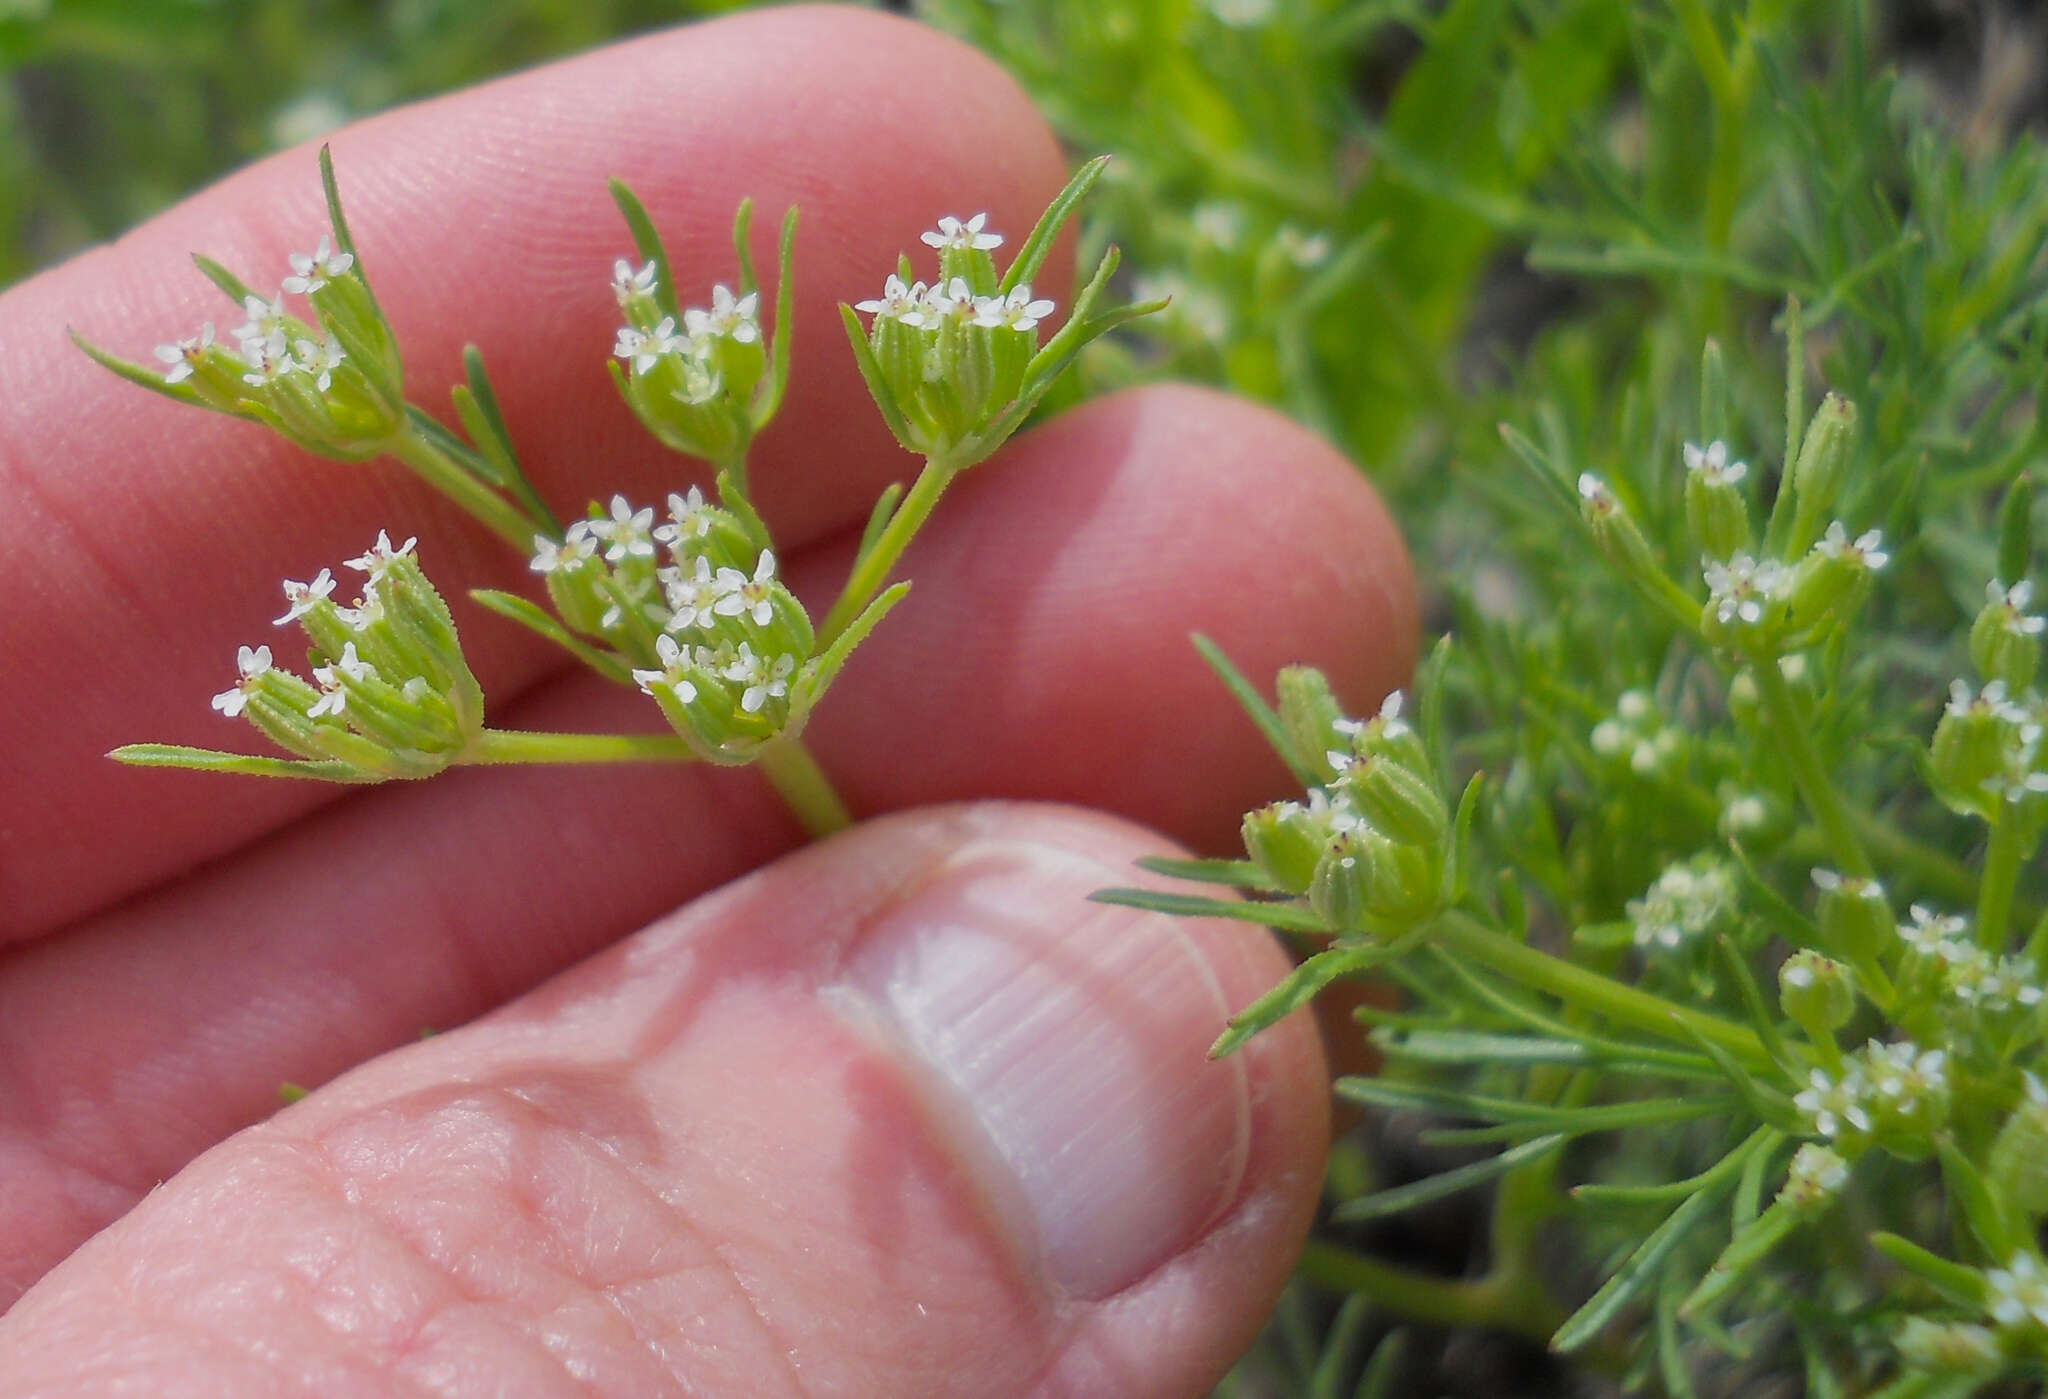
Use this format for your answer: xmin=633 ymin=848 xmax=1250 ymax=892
xmin=13 ymin=1 xmax=2048 ymax=1393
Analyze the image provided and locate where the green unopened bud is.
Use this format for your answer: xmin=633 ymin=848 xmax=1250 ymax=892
xmin=1276 ymin=666 xmax=1348 ymax=782
xmin=1779 ymin=950 xmax=1856 ymax=1037
xmin=1334 ymin=751 xmax=1447 ymax=851
xmin=305 ymin=271 xmax=404 ymax=414
xmin=1931 ymin=679 xmax=2028 ymax=821
xmin=1786 ymin=394 xmax=1857 ymax=549
xmin=1990 ymin=1075 xmax=2048 ymax=1217
xmin=1578 ymin=473 xmax=1666 ymax=591
xmin=1972 ymin=580 xmax=2045 ymax=691
xmin=1894 ymin=1318 xmax=2002 ymax=1379
xmin=1812 ymin=869 xmax=1894 ymax=966
xmin=1242 ymin=799 xmax=1328 ymax=895
xmin=1309 ymin=828 xmax=1440 ymax=937
xmin=1682 ymin=439 xmax=1752 ymax=560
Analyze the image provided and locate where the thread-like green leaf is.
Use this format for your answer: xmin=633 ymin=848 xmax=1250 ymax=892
xmin=110 ymin=744 xmax=371 ymax=782
xmin=1333 ymin=1134 xmax=1564 ymax=1223
xmin=999 ymin=154 xmax=1109 ymax=297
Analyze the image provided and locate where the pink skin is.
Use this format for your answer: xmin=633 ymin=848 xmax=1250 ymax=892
xmin=0 ymin=7 xmax=1416 ymax=1394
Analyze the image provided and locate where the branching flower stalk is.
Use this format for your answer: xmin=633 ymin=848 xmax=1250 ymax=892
xmin=1107 ymin=329 xmax=2048 ymax=1391
xmin=83 ymin=148 xmax=1148 ymax=839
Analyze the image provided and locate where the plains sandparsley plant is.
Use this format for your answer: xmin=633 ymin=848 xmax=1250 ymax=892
xmin=82 ymin=150 xmax=1152 ymax=834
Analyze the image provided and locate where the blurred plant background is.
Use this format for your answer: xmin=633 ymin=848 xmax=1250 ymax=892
xmin=13 ymin=0 xmax=2048 ymax=1394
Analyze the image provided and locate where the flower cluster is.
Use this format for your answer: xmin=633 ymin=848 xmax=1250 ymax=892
xmin=1627 ymin=856 xmax=1738 ymax=952
xmin=1237 ymin=687 xmax=1449 ymax=939
xmin=209 ymin=532 xmax=484 ymax=779
xmin=120 ymin=220 xmax=407 ymax=461
xmin=1589 ymin=688 xmax=1685 ymax=779
xmin=843 ymin=170 xmax=1146 ymax=472
xmin=612 ymin=266 xmax=771 ymax=470
xmin=1794 ymin=1038 xmax=1951 ymax=1153
xmin=529 ymin=488 xmax=874 ymax=763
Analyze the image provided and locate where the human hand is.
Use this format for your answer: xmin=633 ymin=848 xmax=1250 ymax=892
xmin=0 ymin=8 xmax=1414 ymax=1392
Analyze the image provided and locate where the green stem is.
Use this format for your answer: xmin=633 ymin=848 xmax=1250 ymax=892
xmin=470 ymin=729 xmax=699 ymax=764
xmin=385 ymin=427 xmax=536 ymax=554
xmin=1977 ymin=802 xmax=2027 ymax=952
xmin=817 ymin=456 xmax=959 ymax=646
xmin=1296 ymin=1241 xmax=1561 ymax=1344
xmin=756 ymin=737 xmax=853 ymax=838
xmin=1753 ymin=659 xmax=1872 ymax=878
xmin=1433 ymin=911 xmax=1771 ymax=1066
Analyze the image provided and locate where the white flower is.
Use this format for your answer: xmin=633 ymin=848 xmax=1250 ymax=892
xmin=683 ymin=284 xmax=760 ymax=344
xmin=713 ymin=549 xmax=780 ymax=626
xmin=615 ymin=316 xmax=687 ymax=373
xmin=925 ymin=276 xmax=980 ymax=327
xmin=723 ymin=643 xmax=796 ymax=714
xmin=1191 ymin=202 xmax=1244 ymax=250
xmin=654 ymin=486 xmax=716 ymax=550
xmin=232 ymin=295 xmax=288 ymax=356
xmin=1682 ymin=439 xmax=1748 ymax=486
xmin=1776 ymin=1143 xmax=1850 ymax=1209
xmin=1793 ymin=1064 xmax=1872 ymax=1140
xmin=588 ymin=496 xmax=656 ymax=562
xmin=281 ymin=235 xmax=354 ymax=295
xmin=1577 ymin=473 xmax=1614 ymax=509
xmin=1275 ymin=225 xmax=1331 ymax=267
xmin=920 ymin=212 xmax=1002 ymax=252
xmin=240 ymin=335 xmax=294 ymax=388
xmin=1986 ymin=1254 xmax=2048 ymax=1331
xmin=972 ymin=284 xmax=1056 ymax=332
xmin=530 ymin=523 xmax=599 ymax=575
xmin=663 ymin=556 xmax=723 ymax=631
xmin=1986 ymin=579 xmax=2047 ymax=637
xmin=855 ymin=274 xmax=928 ymax=324
xmin=1703 ymin=553 xmax=1788 ymax=626
xmin=1208 ymin=0 xmax=1276 ymax=25
xmin=275 ymin=567 xmax=336 ymax=625
xmin=612 ymin=258 xmax=658 ymax=306
xmin=153 ymin=324 xmax=215 ymax=384
xmin=307 ymin=656 xmax=350 ymax=717
xmin=344 ymin=530 xmax=416 ymax=582
xmin=291 ymin=335 xmax=346 ymax=392
xmin=631 ymin=634 xmax=701 ymax=707
xmin=210 ymin=644 xmax=273 ymax=718
xmin=1813 ymin=521 xmax=1889 ymax=570
xmin=1901 ymin=903 xmax=1969 ymax=956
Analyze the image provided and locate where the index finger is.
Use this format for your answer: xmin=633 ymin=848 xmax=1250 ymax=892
xmin=0 ymin=6 xmax=1068 ymax=942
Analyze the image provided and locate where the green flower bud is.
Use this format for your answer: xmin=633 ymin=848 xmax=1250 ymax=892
xmin=1990 ymin=1075 xmax=2048 ymax=1217
xmin=1276 ymin=666 xmax=1347 ymax=782
xmin=1931 ymin=679 xmax=2029 ymax=821
xmin=1577 ymin=473 xmax=1667 ymax=594
xmin=1682 ymin=439 xmax=1752 ymax=560
xmin=1812 ymin=868 xmax=1894 ymax=966
xmin=1242 ymin=799 xmax=1328 ymax=895
xmin=1779 ymin=950 xmax=1856 ymax=1037
xmin=1309 ymin=828 xmax=1440 ymax=937
xmin=1972 ymin=580 xmax=2045 ymax=692
xmin=1334 ymin=751 xmax=1448 ymax=851
xmin=1786 ymin=394 xmax=1857 ymax=548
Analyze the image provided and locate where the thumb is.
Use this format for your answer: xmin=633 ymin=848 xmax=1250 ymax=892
xmin=0 ymin=803 xmax=1328 ymax=1398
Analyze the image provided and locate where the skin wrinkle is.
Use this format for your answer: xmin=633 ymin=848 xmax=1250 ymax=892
xmin=293 ymin=1075 xmax=805 ymax=1399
